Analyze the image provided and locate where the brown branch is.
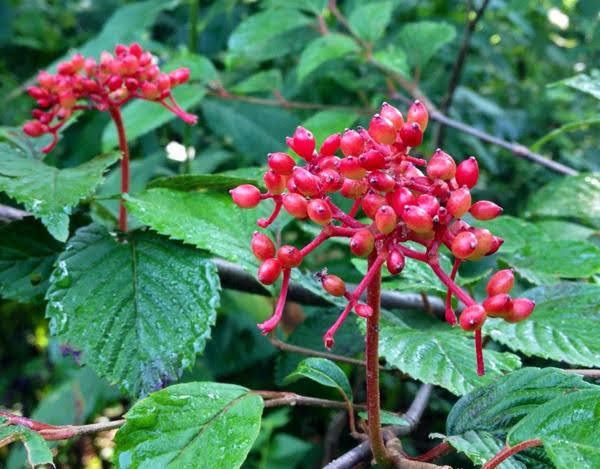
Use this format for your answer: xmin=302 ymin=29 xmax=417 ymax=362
xmin=256 ymin=391 xmax=367 ymax=411
xmin=481 ymin=439 xmax=543 ymax=469
xmin=0 ymin=204 xmax=31 ymax=222
xmin=387 ymin=435 xmax=452 ymax=469
xmin=270 ymin=337 xmax=372 ymax=368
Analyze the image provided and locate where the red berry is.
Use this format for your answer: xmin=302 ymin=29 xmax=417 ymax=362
xmin=263 ymin=170 xmax=286 ymax=194
xmin=368 ymin=114 xmax=396 ymax=144
xmin=141 ymin=82 xmax=160 ymax=99
xmin=362 ymin=192 xmax=386 ymax=219
xmin=340 ymin=178 xmax=368 ymax=199
xmin=27 ymin=86 xmax=46 ymax=100
xmin=427 ymin=149 xmax=456 ymax=181
xmin=23 ymin=120 xmax=46 ymax=137
xmin=129 ymin=42 xmax=143 ymax=57
xmin=486 ymin=269 xmax=514 ymax=296
xmin=84 ymin=57 xmax=97 ymax=76
xmin=170 ymin=67 xmax=190 ymax=85
xmin=121 ymin=54 xmax=139 ymax=75
xmin=368 ymin=171 xmax=395 ymax=193
xmin=292 ymin=167 xmax=321 ymax=197
xmin=416 ymin=194 xmax=440 ymax=216
xmin=446 ymin=187 xmax=472 ymax=218
xmin=350 ymin=230 xmax=375 ymax=257
xmin=277 ymin=245 xmax=303 ymax=268
xmin=268 ymin=152 xmax=295 ymax=176
xmin=257 ymin=258 xmax=282 ymax=285
xmin=307 ymin=198 xmax=332 ymax=225
xmin=451 ymin=231 xmax=478 ymax=259
xmin=355 ymin=304 xmax=373 ymax=318
xmin=251 ymin=232 xmax=276 ymax=261
xmin=402 ymin=205 xmax=433 ymax=233
xmin=407 ymin=100 xmax=429 ymax=131
xmin=317 ymin=155 xmax=341 ymax=171
xmin=230 ymin=184 xmax=261 ymax=208
xmin=386 ymin=248 xmax=405 ymax=275
xmin=339 ymin=156 xmax=366 ymax=179
xmin=483 ymin=294 xmax=512 ymax=318
xmin=487 ymin=236 xmax=504 ymax=256
xmin=505 ymin=298 xmax=535 ymax=323
xmin=125 ymin=78 xmax=139 ymax=91
xmin=107 ymin=75 xmax=123 ymax=91
xmin=455 ymin=156 xmax=479 ymax=189
xmin=470 ymin=201 xmax=503 ymax=220
xmin=459 ymin=304 xmax=487 ymax=331
xmin=399 ymin=122 xmax=423 ymax=147
xmin=114 ymin=44 xmax=128 ymax=56
xmin=320 ymin=133 xmax=341 ymax=156
xmin=340 ymin=129 xmax=364 ymax=156
xmin=321 ymin=274 xmax=346 ymax=296
xmin=467 ymin=228 xmax=494 ymax=260
xmin=318 ymin=168 xmax=344 ymax=193
xmin=375 ymin=205 xmax=397 ymax=234
xmin=386 ymin=187 xmax=416 ymax=216
xmin=287 ymin=126 xmax=315 ymax=160
xmin=380 ymin=102 xmax=404 ymax=130
xmin=156 ymin=73 xmax=171 ymax=91
xmin=282 ymin=193 xmax=308 ymax=219
xmin=359 ymin=149 xmax=386 ymax=171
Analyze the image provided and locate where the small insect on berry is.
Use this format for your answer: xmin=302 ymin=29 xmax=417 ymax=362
xmin=470 ymin=201 xmax=503 ymax=220
xmin=257 ymin=258 xmax=282 ymax=285
xmin=455 ymin=156 xmax=479 ymax=188
xmin=277 ymin=245 xmax=303 ymax=268
xmin=350 ymin=230 xmax=375 ymax=257
xmin=321 ymin=274 xmax=346 ymax=297
xmin=307 ymin=198 xmax=332 ymax=225
xmin=230 ymin=184 xmax=261 ymax=208
xmin=251 ymin=232 xmax=275 ymax=261
xmin=459 ymin=304 xmax=487 ymax=331
xmin=486 ymin=269 xmax=515 ymax=296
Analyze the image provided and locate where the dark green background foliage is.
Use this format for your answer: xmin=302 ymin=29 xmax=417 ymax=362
xmin=1 ymin=0 xmax=599 ymax=467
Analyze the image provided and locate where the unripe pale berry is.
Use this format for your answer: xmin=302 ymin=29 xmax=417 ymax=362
xmin=399 ymin=122 xmax=423 ymax=147
xmin=427 ymin=149 xmax=456 ymax=181
xmin=282 ymin=193 xmax=308 ymax=219
xmin=268 ymin=152 xmax=295 ymax=176
xmin=355 ymin=303 xmax=373 ymax=318
xmin=375 ymin=205 xmax=397 ymax=234
xmin=318 ymin=168 xmax=344 ymax=193
xmin=359 ymin=149 xmax=386 ymax=171
xmin=486 ymin=269 xmax=514 ymax=296
xmin=451 ymin=231 xmax=478 ymax=259
xmin=263 ymin=170 xmax=286 ymax=194
xmin=362 ymin=192 xmax=386 ymax=219
xmin=340 ymin=129 xmax=364 ymax=156
xmin=402 ymin=205 xmax=433 ymax=233
xmin=505 ymin=298 xmax=535 ymax=323
xmin=416 ymin=194 xmax=440 ymax=216
xmin=368 ymin=170 xmax=396 ymax=193
xmin=277 ymin=245 xmax=303 ymax=268
xmin=339 ymin=156 xmax=366 ymax=179
xmin=350 ymin=230 xmax=375 ymax=257
xmin=483 ymin=294 xmax=512 ymax=318
xmin=455 ymin=156 xmax=479 ymax=189
xmin=459 ymin=304 xmax=487 ymax=331
xmin=446 ymin=187 xmax=472 ymax=218
xmin=230 ymin=184 xmax=261 ymax=208
xmin=387 ymin=248 xmax=405 ymax=275
xmin=251 ymin=232 xmax=275 ymax=261
xmin=387 ymin=187 xmax=416 ymax=216
xmin=368 ymin=114 xmax=396 ymax=144
xmin=287 ymin=126 xmax=315 ymax=160
xmin=307 ymin=198 xmax=332 ymax=225
xmin=340 ymin=178 xmax=368 ymax=199
xmin=468 ymin=228 xmax=494 ymax=260
xmin=292 ymin=167 xmax=321 ymax=197
xmin=321 ymin=274 xmax=346 ymax=296
xmin=470 ymin=200 xmax=503 ymax=220
xmin=407 ymin=100 xmax=429 ymax=131
xmin=380 ymin=102 xmax=404 ymax=130
xmin=320 ymin=133 xmax=341 ymax=156
xmin=257 ymin=258 xmax=282 ymax=285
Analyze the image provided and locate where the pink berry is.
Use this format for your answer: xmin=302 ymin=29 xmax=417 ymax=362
xmin=320 ymin=133 xmax=341 ymax=156
xmin=361 ymin=192 xmax=386 ymax=219
xmin=257 ymin=258 xmax=282 ymax=285
xmin=282 ymin=193 xmax=308 ymax=219
xmin=287 ymin=126 xmax=316 ymax=160
xmin=263 ymin=170 xmax=286 ymax=194
xmin=455 ymin=156 xmax=479 ymax=188
xmin=321 ymin=274 xmax=346 ymax=296
xmin=292 ymin=167 xmax=321 ymax=197
xmin=355 ymin=304 xmax=373 ymax=318
xmin=467 ymin=228 xmax=494 ymax=260
xmin=451 ymin=231 xmax=478 ymax=259
xmin=416 ymin=194 xmax=440 ymax=216
xmin=129 ymin=42 xmax=143 ymax=57
xmin=402 ymin=205 xmax=433 ymax=233
xmin=486 ymin=236 xmax=504 ymax=256
xmin=386 ymin=187 xmax=416 ymax=216
xmin=486 ymin=269 xmax=514 ymax=296
xmin=368 ymin=114 xmax=396 ymax=145
xmin=23 ymin=120 xmax=46 ymax=137
xmin=427 ymin=149 xmax=456 ymax=181
xmin=339 ymin=156 xmax=366 ymax=179
xmin=483 ymin=294 xmax=512 ymax=318
xmin=359 ymin=149 xmax=386 ymax=171
xmin=399 ymin=122 xmax=423 ymax=147
xmin=318 ymin=169 xmax=344 ymax=193
xmin=307 ymin=198 xmax=332 ymax=225
xmin=375 ymin=205 xmax=397 ymax=234
xmin=446 ymin=187 xmax=472 ymax=218
xmin=251 ymin=232 xmax=276 ymax=261
xmin=459 ymin=304 xmax=486 ymax=331
xmin=470 ymin=201 xmax=503 ymax=220
xmin=340 ymin=178 xmax=368 ymax=199
xmin=407 ymin=100 xmax=429 ymax=131
xmin=230 ymin=184 xmax=261 ymax=208
xmin=380 ymin=102 xmax=404 ymax=130
xmin=386 ymin=249 xmax=405 ymax=275
xmin=317 ymin=155 xmax=341 ymax=171
xmin=505 ymin=298 xmax=535 ymax=323
xmin=277 ymin=245 xmax=303 ymax=268
xmin=350 ymin=230 xmax=375 ymax=257
xmin=340 ymin=129 xmax=364 ymax=156
xmin=368 ymin=171 xmax=395 ymax=193
xmin=268 ymin=152 xmax=295 ymax=176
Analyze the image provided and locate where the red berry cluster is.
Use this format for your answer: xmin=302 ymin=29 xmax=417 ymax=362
xmin=23 ymin=43 xmax=197 ymax=153
xmin=231 ymin=101 xmax=535 ymax=375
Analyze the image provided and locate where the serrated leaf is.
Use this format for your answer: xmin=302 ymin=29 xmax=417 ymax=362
xmin=284 ymin=357 xmax=353 ymax=402
xmin=0 ymin=145 xmax=119 ymax=241
xmin=374 ymin=310 xmax=521 ymax=395
xmin=114 ymin=382 xmax=263 ymax=468
xmin=0 ymin=417 xmax=54 ymax=468
xmin=396 ymin=21 xmax=456 ymax=70
xmin=525 ymin=173 xmax=600 ymax=227
xmin=0 ymin=217 xmax=63 ymax=302
xmin=500 ymin=240 xmax=600 ymax=285
xmin=348 ymin=1 xmax=394 ymax=44
xmin=301 ymin=109 xmax=359 ymax=146
xmin=102 ymin=53 xmax=216 ymax=150
xmin=45 ymin=224 xmax=220 ymax=397
xmin=485 ymin=283 xmax=600 ymax=367
xmin=445 ymin=431 xmax=526 ymax=469
xmin=358 ymin=410 xmax=408 ymax=426
xmin=508 ymin=389 xmax=600 ymax=468
xmin=231 ymin=70 xmax=283 ymax=94
xmin=557 ymin=73 xmax=600 ymax=100
xmin=297 ymin=34 xmax=360 ymax=83
xmin=473 ymin=216 xmax=548 ymax=254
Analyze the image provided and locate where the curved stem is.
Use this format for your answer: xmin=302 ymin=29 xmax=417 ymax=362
xmin=108 ymin=106 xmax=130 ymax=233
xmin=444 ymin=259 xmax=461 ymax=325
xmin=482 ymin=439 xmax=542 ymax=469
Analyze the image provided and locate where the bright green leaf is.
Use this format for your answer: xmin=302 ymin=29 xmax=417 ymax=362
xmin=0 ymin=417 xmax=54 ymax=468
xmin=284 ymin=357 xmax=353 ymax=402
xmin=534 ymin=220 xmax=594 ymax=242
xmin=45 ymin=224 xmax=220 ymax=397
xmin=114 ymin=382 xmax=263 ymax=468
xmin=301 ymin=109 xmax=359 ymax=145
xmin=358 ymin=410 xmax=408 ymax=426
xmin=373 ymin=46 xmax=410 ymax=78
xmin=0 ymin=144 xmax=119 ymax=241
xmin=396 ymin=21 xmax=456 ymax=70
xmin=231 ymin=69 xmax=283 ymax=94
xmin=263 ymin=0 xmax=327 ymax=14
xmin=148 ymin=173 xmax=260 ymax=191
xmin=556 ymin=73 xmax=600 ymax=100
xmin=445 ymin=431 xmax=526 ymax=469
xmin=531 ymin=117 xmax=600 ymax=152
xmin=297 ymin=34 xmax=360 ymax=83
xmin=348 ymin=1 xmax=394 ymax=44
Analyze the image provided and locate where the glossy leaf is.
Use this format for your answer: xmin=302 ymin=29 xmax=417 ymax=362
xmin=373 ymin=46 xmax=410 ymax=78
xmin=148 ymin=173 xmax=261 ymax=192
xmin=485 ymin=283 xmax=600 ymax=367
xmin=396 ymin=21 xmax=456 ymax=70
xmin=301 ymin=109 xmax=359 ymax=146
xmin=45 ymin=224 xmax=220 ymax=397
xmin=284 ymin=357 xmax=353 ymax=402
xmin=0 ymin=417 xmax=53 ymax=468
xmin=473 ymin=215 xmax=548 ymax=254
xmin=114 ymin=382 xmax=263 ymax=468
xmin=348 ymin=1 xmax=394 ymax=44
xmin=0 ymin=144 xmax=119 ymax=241
xmin=297 ymin=34 xmax=360 ymax=83
xmin=534 ymin=220 xmax=594 ymax=242
xmin=445 ymin=431 xmax=525 ymax=469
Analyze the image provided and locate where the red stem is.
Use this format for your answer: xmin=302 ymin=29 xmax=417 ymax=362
xmin=326 ymin=198 xmax=366 ymax=228
xmin=257 ymin=197 xmax=282 ymax=228
xmin=482 ymin=439 xmax=542 ymax=469
xmin=444 ymin=259 xmax=461 ymax=325
xmin=300 ymin=229 xmax=331 ymax=257
xmin=108 ymin=106 xmax=130 ymax=233
xmin=429 ymin=262 xmax=475 ymax=307
xmin=257 ymin=268 xmax=291 ymax=334
xmin=411 ymin=441 xmax=454 ymax=462
xmin=475 ymin=329 xmax=484 ymax=376
xmin=348 ymin=197 xmax=362 ymax=218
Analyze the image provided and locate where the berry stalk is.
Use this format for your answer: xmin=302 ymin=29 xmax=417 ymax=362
xmin=108 ymin=106 xmax=130 ymax=232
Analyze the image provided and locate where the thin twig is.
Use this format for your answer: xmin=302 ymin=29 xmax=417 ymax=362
xmin=256 ymin=391 xmax=367 ymax=411
xmin=270 ymin=337 xmax=371 ymax=368
xmin=0 ymin=205 xmax=30 ymax=222
xmin=563 ymin=369 xmax=600 ymax=378
xmin=481 ymin=439 xmax=543 ymax=469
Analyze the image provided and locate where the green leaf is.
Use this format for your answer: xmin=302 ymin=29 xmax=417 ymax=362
xmin=231 ymin=70 xmax=283 ymax=94
xmin=534 ymin=220 xmax=594 ymax=242
xmin=500 ymin=240 xmax=600 ymax=285
xmin=114 ymin=382 xmax=263 ymax=468
xmin=556 ymin=73 xmax=600 ymax=100
xmin=0 ymin=144 xmax=119 ymax=241
xmin=147 ymin=173 xmax=260 ymax=191
xmin=348 ymin=1 xmax=394 ymax=44
xmin=374 ymin=310 xmax=521 ymax=395
xmin=525 ymin=173 xmax=600 ymax=227
xmin=284 ymin=357 xmax=353 ymax=402
xmin=508 ymin=389 xmax=600 ymax=468
xmin=102 ymin=53 xmax=216 ymax=150
xmin=531 ymin=117 xmax=600 ymax=151
xmin=45 ymin=224 xmax=220 ymax=397
xmin=445 ymin=431 xmax=526 ymax=469
xmin=358 ymin=410 xmax=409 ymax=426
xmin=301 ymin=109 xmax=359 ymax=146
xmin=373 ymin=46 xmax=410 ymax=78
xmin=485 ymin=283 xmax=600 ymax=368
xmin=263 ymin=0 xmax=327 ymax=15
xmin=473 ymin=215 xmax=548 ymax=254
xmin=228 ymin=8 xmax=312 ymax=61
xmin=0 ymin=418 xmax=54 ymax=468
xmin=0 ymin=217 xmax=63 ymax=302
xmin=200 ymin=98 xmax=298 ymax=163
xmin=396 ymin=21 xmax=456 ymax=70
xmin=297 ymin=34 xmax=360 ymax=83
